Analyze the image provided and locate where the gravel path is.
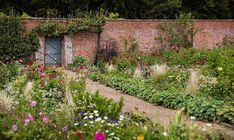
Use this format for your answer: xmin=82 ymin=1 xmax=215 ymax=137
xmin=86 ymin=79 xmax=234 ymax=139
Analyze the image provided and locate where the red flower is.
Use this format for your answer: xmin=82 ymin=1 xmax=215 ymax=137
xmin=27 ymin=61 xmax=33 ymax=66
xmin=41 ymin=73 xmax=47 ymax=79
xmin=49 ymin=74 xmax=55 ymax=79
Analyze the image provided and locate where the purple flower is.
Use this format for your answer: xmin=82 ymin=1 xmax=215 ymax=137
xmin=94 ymin=132 xmax=105 ymax=140
xmin=24 ymin=119 xmax=30 ymax=126
xmin=62 ymin=126 xmax=68 ymax=132
xmin=42 ymin=116 xmax=49 ymax=124
xmin=12 ymin=124 xmax=18 ymax=131
xmin=30 ymin=101 xmax=37 ymax=107
xmin=27 ymin=113 xmax=34 ymax=121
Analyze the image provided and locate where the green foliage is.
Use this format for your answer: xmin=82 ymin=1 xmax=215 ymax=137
xmin=159 ymin=12 xmax=197 ymax=48
xmin=0 ymin=62 xmax=22 ymax=89
xmin=92 ymin=72 xmax=234 ymax=125
xmin=163 ymin=48 xmax=207 ymax=67
xmin=0 ymin=15 xmax=39 ymax=63
xmin=69 ymin=56 xmax=89 ymax=68
xmin=107 ymin=12 xmax=120 ymax=19
xmin=32 ymin=22 xmax=66 ymax=37
xmin=152 ymin=67 xmax=189 ymax=92
xmin=115 ymin=58 xmax=135 ymax=74
xmin=32 ymin=16 xmax=105 ymax=37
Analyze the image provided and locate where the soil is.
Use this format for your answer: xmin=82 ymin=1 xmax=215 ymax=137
xmin=86 ymin=79 xmax=234 ymax=139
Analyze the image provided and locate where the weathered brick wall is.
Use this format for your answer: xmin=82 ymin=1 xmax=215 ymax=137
xmin=23 ymin=19 xmax=234 ymax=64
xmin=101 ymin=20 xmax=234 ymax=53
xmin=193 ymin=20 xmax=234 ymax=49
xmin=72 ymin=32 xmax=99 ymax=63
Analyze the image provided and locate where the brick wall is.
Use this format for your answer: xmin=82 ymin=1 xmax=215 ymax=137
xmin=23 ymin=19 xmax=234 ymax=64
xmin=101 ymin=20 xmax=234 ymax=53
xmin=72 ymin=32 xmax=99 ymax=63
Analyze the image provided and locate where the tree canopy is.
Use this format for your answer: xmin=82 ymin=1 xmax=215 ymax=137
xmin=0 ymin=0 xmax=233 ymax=19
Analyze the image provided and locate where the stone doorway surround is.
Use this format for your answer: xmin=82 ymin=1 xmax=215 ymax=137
xmin=35 ymin=35 xmax=73 ymax=66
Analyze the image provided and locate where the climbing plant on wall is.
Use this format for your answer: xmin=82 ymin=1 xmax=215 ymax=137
xmin=32 ymin=16 xmax=105 ymax=37
xmin=0 ymin=14 xmax=39 ymax=63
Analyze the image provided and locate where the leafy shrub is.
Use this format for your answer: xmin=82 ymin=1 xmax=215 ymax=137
xmin=0 ymin=62 xmax=22 ymax=89
xmin=159 ymin=12 xmax=197 ymax=48
xmin=0 ymin=15 xmax=39 ymax=63
xmin=115 ymin=58 xmax=135 ymax=74
xmin=163 ymin=48 xmax=206 ymax=68
xmin=153 ymin=67 xmax=189 ymax=92
xmin=69 ymin=56 xmax=89 ymax=69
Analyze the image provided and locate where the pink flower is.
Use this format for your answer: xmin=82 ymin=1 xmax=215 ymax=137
xmin=62 ymin=126 xmax=68 ymax=132
xmin=27 ymin=113 xmax=34 ymax=121
xmin=30 ymin=101 xmax=37 ymax=107
xmin=42 ymin=116 xmax=49 ymax=124
xmin=41 ymin=73 xmax=47 ymax=79
xmin=18 ymin=59 xmax=23 ymax=63
xmin=24 ymin=119 xmax=30 ymax=126
xmin=12 ymin=124 xmax=18 ymax=131
xmin=94 ymin=132 xmax=105 ymax=140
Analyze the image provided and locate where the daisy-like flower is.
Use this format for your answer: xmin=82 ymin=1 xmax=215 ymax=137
xmin=95 ymin=117 xmax=102 ymax=122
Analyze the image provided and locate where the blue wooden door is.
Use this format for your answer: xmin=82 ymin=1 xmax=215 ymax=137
xmin=44 ymin=38 xmax=62 ymax=66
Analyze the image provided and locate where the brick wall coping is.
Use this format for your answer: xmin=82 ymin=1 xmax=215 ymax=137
xmin=22 ymin=17 xmax=234 ymax=22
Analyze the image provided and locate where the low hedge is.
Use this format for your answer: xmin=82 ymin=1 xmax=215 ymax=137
xmin=90 ymin=72 xmax=234 ymax=125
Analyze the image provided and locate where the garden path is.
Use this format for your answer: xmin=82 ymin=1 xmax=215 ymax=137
xmin=86 ymin=79 xmax=234 ymax=139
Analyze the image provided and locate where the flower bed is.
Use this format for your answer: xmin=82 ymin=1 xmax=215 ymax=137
xmin=0 ymin=62 xmax=227 ymax=139
xmin=90 ymin=72 xmax=234 ymax=126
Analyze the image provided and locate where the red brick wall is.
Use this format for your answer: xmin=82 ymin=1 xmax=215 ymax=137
xmin=72 ymin=32 xmax=98 ymax=63
xmin=102 ymin=20 xmax=234 ymax=52
xmin=193 ymin=20 xmax=234 ymax=49
xmin=23 ymin=19 xmax=234 ymax=64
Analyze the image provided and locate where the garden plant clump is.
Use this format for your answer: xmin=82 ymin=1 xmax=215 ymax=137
xmin=92 ymin=34 xmax=234 ymax=126
xmin=0 ymin=61 xmax=228 ymax=139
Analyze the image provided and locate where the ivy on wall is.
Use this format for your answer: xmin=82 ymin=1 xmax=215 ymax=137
xmin=0 ymin=14 xmax=40 ymax=63
xmin=32 ymin=16 xmax=105 ymax=37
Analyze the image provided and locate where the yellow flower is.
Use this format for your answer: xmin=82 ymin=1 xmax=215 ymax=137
xmin=137 ymin=134 xmax=144 ymax=140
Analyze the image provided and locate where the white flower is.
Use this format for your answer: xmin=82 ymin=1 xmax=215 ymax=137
xmin=110 ymin=132 xmax=115 ymax=136
xmin=105 ymin=130 xmax=109 ymax=133
xmin=90 ymin=121 xmax=94 ymax=124
xmin=74 ymin=123 xmax=79 ymax=126
xmin=101 ymin=120 xmax=105 ymax=123
xmin=84 ymin=123 xmax=87 ymax=126
xmin=94 ymin=110 xmax=98 ymax=114
xmin=104 ymin=116 xmax=108 ymax=120
xmin=95 ymin=117 xmax=102 ymax=122
xmin=163 ymin=132 xmax=168 ymax=136
xmin=190 ymin=116 xmax=196 ymax=120
xmin=95 ymin=113 xmax=99 ymax=117
xmin=84 ymin=116 xmax=88 ymax=120
xmin=89 ymin=115 xmax=94 ymax=119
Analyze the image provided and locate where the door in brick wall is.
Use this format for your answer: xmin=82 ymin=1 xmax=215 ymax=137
xmin=44 ymin=37 xmax=62 ymax=66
